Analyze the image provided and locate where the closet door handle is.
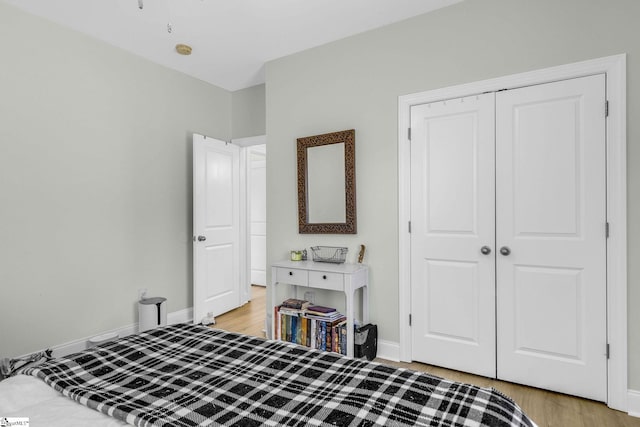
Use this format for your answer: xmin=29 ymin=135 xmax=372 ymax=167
xmin=480 ymin=246 xmax=491 ymax=255
xmin=197 ymin=235 xmax=206 ymax=242
xmin=500 ymin=246 xmax=511 ymax=256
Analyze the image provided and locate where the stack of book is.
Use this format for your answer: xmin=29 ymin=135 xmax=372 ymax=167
xmin=280 ymin=298 xmax=310 ymax=310
xmin=274 ymin=301 xmax=348 ymax=355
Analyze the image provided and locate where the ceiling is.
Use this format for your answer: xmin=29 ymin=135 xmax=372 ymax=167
xmin=2 ymin=0 xmax=463 ymax=91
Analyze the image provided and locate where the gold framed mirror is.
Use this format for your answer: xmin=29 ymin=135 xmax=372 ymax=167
xmin=297 ymin=129 xmax=356 ymax=234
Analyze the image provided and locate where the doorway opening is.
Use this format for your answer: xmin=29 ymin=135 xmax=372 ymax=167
xmin=234 ymin=135 xmax=267 ymax=335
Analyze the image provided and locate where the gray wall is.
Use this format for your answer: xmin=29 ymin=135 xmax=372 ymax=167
xmin=265 ymin=0 xmax=640 ymax=388
xmin=0 ymin=2 xmax=231 ymax=357
xmin=232 ymin=84 xmax=266 ymax=139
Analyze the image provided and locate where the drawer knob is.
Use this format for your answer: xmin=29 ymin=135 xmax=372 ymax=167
xmin=289 ymin=271 xmax=293 ymax=276
xmin=322 ymin=275 xmax=327 ymax=280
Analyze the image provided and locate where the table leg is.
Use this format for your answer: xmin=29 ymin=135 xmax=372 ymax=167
xmin=345 ymin=288 xmax=355 ymax=357
xmin=270 ymin=279 xmax=278 ymax=340
xmin=362 ymin=286 xmax=369 ymax=324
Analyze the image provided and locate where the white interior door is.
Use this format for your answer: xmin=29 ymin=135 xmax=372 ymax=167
xmin=193 ymin=134 xmax=244 ymax=323
xmin=495 ymin=75 xmax=607 ymax=401
xmin=249 ymin=145 xmax=267 ymax=286
xmin=410 ymin=93 xmax=497 ymax=378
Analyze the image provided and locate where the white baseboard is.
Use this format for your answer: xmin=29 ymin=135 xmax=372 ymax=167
xmin=376 ymin=339 xmax=400 ymax=362
xmin=628 ymin=389 xmax=640 ymax=418
xmin=48 ymin=307 xmax=194 ymax=359
xmin=168 ymin=307 xmax=193 ymax=325
xmin=50 ymin=323 xmax=137 ymax=358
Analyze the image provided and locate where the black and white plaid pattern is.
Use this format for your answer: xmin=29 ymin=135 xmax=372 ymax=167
xmin=22 ymin=324 xmax=534 ymax=426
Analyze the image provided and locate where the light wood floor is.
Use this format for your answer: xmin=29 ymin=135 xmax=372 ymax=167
xmin=214 ymin=285 xmax=640 ymax=427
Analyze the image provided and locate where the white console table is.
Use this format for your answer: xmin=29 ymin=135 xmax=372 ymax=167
xmin=271 ymin=260 xmax=369 ymax=357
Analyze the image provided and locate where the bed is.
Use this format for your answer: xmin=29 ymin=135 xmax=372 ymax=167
xmin=0 ymin=323 xmax=535 ymax=426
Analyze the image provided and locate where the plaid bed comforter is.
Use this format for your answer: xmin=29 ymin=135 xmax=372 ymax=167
xmin=23 ymin=323 xmax=534 ymax=426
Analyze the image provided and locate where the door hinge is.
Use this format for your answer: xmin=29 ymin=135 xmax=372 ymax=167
xmin=605 ymin=100 xmax=609 ymax=117
xmin=408 ymin=127 xmax=412 ymax=141
xmin=409 ymin=314 xmax=412 ymax=326
xmin=606 ymin=343 xmax=610 ymax=359
xmin=408 ymin=221 xmax=412 ymax=233
xmin=606 ymin=222 xmax=610 ymax=238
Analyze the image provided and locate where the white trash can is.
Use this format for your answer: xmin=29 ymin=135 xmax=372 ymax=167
xmin=138 ymin=297 xmax=167 ymax=332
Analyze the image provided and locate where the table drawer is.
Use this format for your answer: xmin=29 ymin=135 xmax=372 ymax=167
xmin=275 ymin=267 xmax=308 ymax=286
xmin=309 ymin=271 xmax=343 ymax=291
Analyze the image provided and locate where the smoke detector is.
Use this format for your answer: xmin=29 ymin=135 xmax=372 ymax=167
xmin=175 ymin=44 xmax=193 ymax=55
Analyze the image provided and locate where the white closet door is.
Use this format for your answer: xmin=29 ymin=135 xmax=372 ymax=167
xmin=410 ymin=94 xmax=497 ymax=378
xmin=495 ymin=74 xmax=607 ymax=401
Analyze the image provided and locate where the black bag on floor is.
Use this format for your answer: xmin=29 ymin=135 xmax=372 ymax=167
xmin=354 ymin=324 xmax=377 ymax=361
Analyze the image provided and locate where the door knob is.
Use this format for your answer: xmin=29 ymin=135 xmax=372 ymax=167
xmin=500 ymin=246 xmax=511 ymax=256
xmin=197 ymin=235 xmax=206 ymax=242
xmin=480 ymin=246 xmax=491 ymax=255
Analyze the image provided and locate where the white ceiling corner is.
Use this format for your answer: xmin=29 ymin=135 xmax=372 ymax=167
xmin=2 ymin=0 xmax=463 ymax=91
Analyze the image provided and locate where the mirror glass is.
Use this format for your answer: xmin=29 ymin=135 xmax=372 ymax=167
xmin=307 ymin=143 xmax=346 ymax=223
xmin=297 ymin=129 xmax=356 ymax=234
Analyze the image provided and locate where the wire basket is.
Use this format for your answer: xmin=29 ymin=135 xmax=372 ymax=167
xmin=310 ymin=246 xmax=348 ymax=264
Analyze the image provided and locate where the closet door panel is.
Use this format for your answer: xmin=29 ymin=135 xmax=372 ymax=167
xmin=495 ymin=74 xmax=607 ymax=401
xmin=511 ymin=98 xmax=579 ymax=235
xmin=410 ymin=94 xmax=496 ymax=378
